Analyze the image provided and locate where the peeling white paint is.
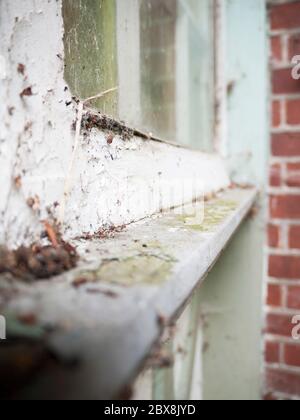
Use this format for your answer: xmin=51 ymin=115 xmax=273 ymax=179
xmin=0 ymin=187 xmax=256 ymax=399
xmin=0 ymin=0 xmax=230 ymax=247
xmin=0 ymin=0 xmax=74 ymax=246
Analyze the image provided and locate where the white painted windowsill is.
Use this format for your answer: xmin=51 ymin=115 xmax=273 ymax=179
xmin=1 ymin=187 xmax=257 ymax=400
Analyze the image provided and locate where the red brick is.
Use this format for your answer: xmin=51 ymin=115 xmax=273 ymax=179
xmin=265 ymin=341 xmax=280 ymax=363
xmin=270 ymin=3 xmax=300 ymax=30
xmin=289 ymin=34 xmax=300 ymax=61
xmin=266 ymin=4 xmax=300 ymax=399
xmin=269 ymin=255 xmax=300 ymax=279
xmin=286 ymin=173 xmax=300 ymax=187
xmin=270 ymin=163 xmax=282 ymax=186
xmin=288 ymin=163 xmax=300 ymax=171
xmin=286 ymin=161 xmax=300 ymax=188
xmin=289 ymin=225 xmax=300 ymax=249
xmin=270 ymin=195 xmax=300 ymax=219
xmin=273 ymin=69 xmax=300 ymax=95
xmin=286 ymin=99 xmax=300 ymax=125
xmin=285 ymin=343 xmax=300 ymax=367
xmin=268 ymin=224 xmax=280 ymax=248
xmin=271 ymin=36 xmax=282 ymax=63
xmin=267 ymin=284 xmax=282 ymax=307
xmin=272 ymin=100 xmax=281 ymax=128
xmin=266 ymin=368 xmax=300 ymax=395
xmin=266 ymin=313 xmax=295 ymax=337
xmin=272 ymin=133 xmax=300 ymax=156
xmin=287 ymin=286 xmax=300 ymax=309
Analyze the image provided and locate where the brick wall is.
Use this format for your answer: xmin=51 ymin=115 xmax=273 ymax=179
xmin=265 ymin=0 xmax=300 ymax=400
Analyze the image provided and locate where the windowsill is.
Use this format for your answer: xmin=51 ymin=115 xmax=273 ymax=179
xmin=1 ymin=187 xmax=257 ymax=400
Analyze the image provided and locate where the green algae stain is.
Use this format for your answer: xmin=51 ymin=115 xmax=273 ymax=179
xmin=96 ymin=255 xmax=173 ymax=286
xmin=176 ymin=200 xmax=238 ymax=233
xmin=78 ymin=253 xmax=175 ymax=287
xmin=73 ymin=200 xmax=238 ymax=287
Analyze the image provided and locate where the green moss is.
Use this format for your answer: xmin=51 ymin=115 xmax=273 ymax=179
xmin=74 ymin=200 xmax=238 ymax=287
xmin=96 ymin=255 xmax=173 ymax=286
xmin=176 ymin=199 xmax=238 ymax=233
xmin=78 ymin=253 xmax=175 ymax=287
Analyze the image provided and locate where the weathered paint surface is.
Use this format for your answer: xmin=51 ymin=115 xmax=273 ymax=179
xmin=153 ymin=286 xmax=204 ymax=400
xmin=0 ymin=0 xmax=230 ymax=249
xmin=0 ymin=189 xmax=253 ymax=322
xmin=0 ymin=0 xmax=74 ymax=247
xmin=0 ymin=188 xmax=256 ymax=399
xmin=71 ymin=197 xmax=239 ymax=288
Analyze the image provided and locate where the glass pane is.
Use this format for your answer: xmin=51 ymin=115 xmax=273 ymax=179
xmin=63 ymin=0 xmax=214 ymax=150
xmin=140 ymin=0 xmax=177 ymax=141
xmin=63 ymin=0 xmax=118 ymax=115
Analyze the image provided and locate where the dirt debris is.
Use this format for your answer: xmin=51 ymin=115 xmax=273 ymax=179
xmin=8 ymin=106 xmax=15 ymax=116
xmin=20 ymin=87 xmax=33 ymax=98
xmin=17 ymin=63 xmax=26 ymax=76
xmin=0 ymin=220 xmax=78 ymax=281
xmin=96 ymin=225 xmax=126 ymax=239
xmin=157 ymin=312 xmax=168 ymax=328
xmin=147 ymin=348 xmax=174 ymax=369
xmin=106 ymin=133 xmax=114 ymax=145
xmin=43 ymin=220 xmax=59 ymax=248
xmin=79 ymin=225 xmax=126 ymax=241
xmin=86 ymin=288 xmax=119 ymax=298
xmin=26 ymin=195 xmax=40 ymax=212
xmin=80 ymin=108 xmax=172 ymax=146
xmin=72 ymin=277 xmax=89 ymax=288
xmin=24 ymin=121 xmax=33 ymax=132
xmin=0 ymin=242 xmax=78 ymax=281
xmin=81 ymin=112 xmax=134 ymax=141
xmin=13 ymin=175 xmax=22 ymax=189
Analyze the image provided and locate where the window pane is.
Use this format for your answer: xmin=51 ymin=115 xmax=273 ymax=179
xmin=63 ymin=0 xmax=214 ymax=150
xmin=63 ymin=0 xmax=118 ymax=115
xmin=138 ymin=0 xmax=215 ymax=150
xmin=140 ymin=0 xmax=177 ymax=141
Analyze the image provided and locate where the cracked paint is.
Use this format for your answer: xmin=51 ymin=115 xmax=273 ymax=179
xmin=0 ymin=0 xmax=230 ymax=249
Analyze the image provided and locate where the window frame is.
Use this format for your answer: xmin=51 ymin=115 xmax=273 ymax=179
xmin=63 ymin=0 xmax=218 ymax=152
